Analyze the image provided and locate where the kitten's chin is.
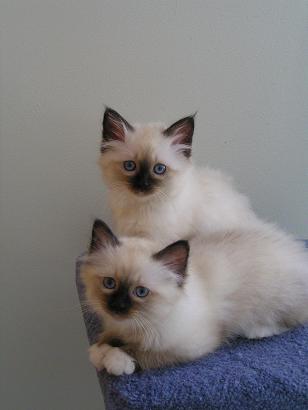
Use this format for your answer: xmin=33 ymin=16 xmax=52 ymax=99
xmin=111 ymin=185 xmax=154 ymax=200
xmin=132 ymin=190 xmax=156 ymax=199
xmin=126 ymin=187 xmax=159 ymax=200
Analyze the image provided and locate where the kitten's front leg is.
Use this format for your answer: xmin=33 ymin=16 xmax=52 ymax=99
xmin=88 ymin=343 xmax=112 ymax=371
xmin=88 ymin=334 xmax=136 ymax=376
xmin=102 ymin=346 xmax=136 ymax=376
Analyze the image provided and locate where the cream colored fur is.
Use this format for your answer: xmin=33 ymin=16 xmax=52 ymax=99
xmin=93 ymin=112 xmax=308 ymax=375
xmin=83 ymin=227 xmax=308 ymax=375
xmin=99 ymin=122 xmax=258 ymax=246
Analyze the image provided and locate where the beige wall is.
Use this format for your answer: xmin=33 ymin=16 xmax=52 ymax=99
xmin=1 ymin=1 xmax=307 ymax=409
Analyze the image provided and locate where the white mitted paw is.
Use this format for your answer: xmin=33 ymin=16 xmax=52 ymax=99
xmin=88 ymin=344 xmax=135 ymax=376
xmin=103 ymin=347 xmax=136 ymax=376
xmin=245 ymin=325 xmax=286 ymax=339
xmin=88 ymin=343 xmax=112 ymax=371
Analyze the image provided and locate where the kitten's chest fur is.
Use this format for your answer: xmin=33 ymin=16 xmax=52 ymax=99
xmin=109 ymin=167 xmax=257 ymax=245
xmin=111 ymin=191 xmax=193 ymax=245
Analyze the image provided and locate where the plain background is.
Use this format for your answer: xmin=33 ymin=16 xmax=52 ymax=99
xmin=1 ymin=1 xmax=307 ymax=409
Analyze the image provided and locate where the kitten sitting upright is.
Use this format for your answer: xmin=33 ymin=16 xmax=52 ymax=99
xmin=99 ymin=108 xmax=258 ymax=245
xmin=82 ymin=220 xmax=308 ymax=375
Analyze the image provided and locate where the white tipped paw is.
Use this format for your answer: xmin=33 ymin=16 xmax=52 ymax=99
xmin=88 ymin=344 xmax=135 ymax=376
xmin=88 ymin=343 xmax=112 ymax=371
xmin=245 ymin=325 xmax=286 ymax=339
xmin=103 ymin=347 xmax=136 ymax=376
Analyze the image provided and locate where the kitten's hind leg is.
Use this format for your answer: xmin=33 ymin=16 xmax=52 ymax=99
xmin=244 ymin=324 xmax=288 ymax=339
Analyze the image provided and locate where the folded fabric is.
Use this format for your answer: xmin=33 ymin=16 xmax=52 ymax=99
xmin=76 ymin=240 xmax=308 ymax=410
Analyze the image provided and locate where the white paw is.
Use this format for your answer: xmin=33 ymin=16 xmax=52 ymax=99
xmin=88 ymin=343 xmax=112 ymax=370
xmin=245 ymin=325 xmax=286 ymax=339
xmin=103 ymin=347 xmax=136 ymax=376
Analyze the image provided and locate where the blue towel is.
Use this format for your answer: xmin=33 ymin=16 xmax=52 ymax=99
xmin=76 ymin=240 xmax=308 ymax=410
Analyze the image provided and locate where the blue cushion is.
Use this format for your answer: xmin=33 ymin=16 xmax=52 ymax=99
xmin=76 ymin=240 xmax=308 ymax=410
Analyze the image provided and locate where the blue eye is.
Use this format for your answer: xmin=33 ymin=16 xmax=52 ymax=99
xmin=103 ymin=277 xmax=116 ymax=289
xmin=153 ymin=163 xmax=166 ymax=175
xmin=134 ymin=286 xmax=150 ymax=298
xmin=123 ymin=160 xmax=136 ymax=171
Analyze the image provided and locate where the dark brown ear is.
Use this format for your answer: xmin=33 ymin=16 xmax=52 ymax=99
xmin=153 ymin=240 xmax=190 ymax=285
xmin=89 ymin=219 xmax=120 ymax=253
xmin=102 ymin=107 xmax=134 ymax=148
xmin=163 ymin=115 xmax=195 ymax=158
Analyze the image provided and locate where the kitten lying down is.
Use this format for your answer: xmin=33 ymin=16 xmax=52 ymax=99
xmin=82 ymin=219 xmax=308 ymax=376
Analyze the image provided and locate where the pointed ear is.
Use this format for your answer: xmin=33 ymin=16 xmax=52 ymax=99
xmin=153 ymin=240 xmax=190 ymax=285
xmin=163 ymin=115 xmax=195 ymax=158
xmin=89 ymin=219 xmax=120 ymax=253
xmin=102 ymin=107 xmax=134 ymax=147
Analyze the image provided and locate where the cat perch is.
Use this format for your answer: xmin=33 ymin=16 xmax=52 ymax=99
xmin=76 ymin=242 xmax=308 ymax=410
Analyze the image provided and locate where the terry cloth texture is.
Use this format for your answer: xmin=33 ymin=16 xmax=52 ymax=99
xmin=76 ymin=240 xmax=308 ymax=410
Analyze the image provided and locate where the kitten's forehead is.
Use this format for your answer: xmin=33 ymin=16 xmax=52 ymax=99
xmin=90 ymin=237 xmax=154 ymax=272
xmin=127 ymin=123 xmax=166 ymax=159
xmin=114 ymin=239 xmax=179 ymax=289
xmin=100 ymin=121 xmax=190 ymax=173
xmin=124 ymin=123 xmax=188 ymax=170
xmin=89 ymin=237 xmax=172 ymax=287
xmin=118 ymin=239 xmax=160 ymax=280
